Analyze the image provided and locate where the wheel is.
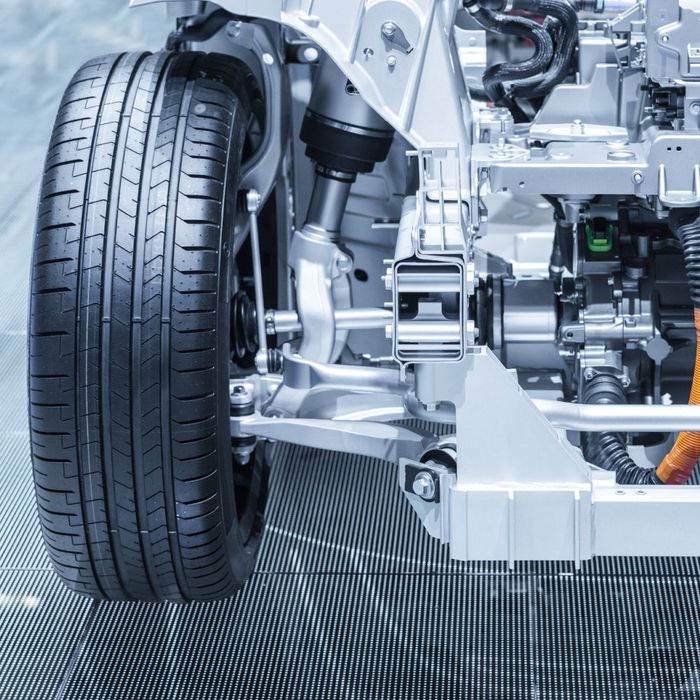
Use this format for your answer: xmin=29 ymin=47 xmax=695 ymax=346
xmin=29 ymin=51 xmax=269 ymax=602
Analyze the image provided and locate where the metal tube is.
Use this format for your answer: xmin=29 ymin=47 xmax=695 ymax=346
xmin=406 ymin=394 xmax=700 ymax=432
xmin=395 ymin=321 xmax=462 ymax=343
xmin=268 ymin=307 xmax=393 ymax=335
xmin=306 ymin=174 xmax=353 ymax=234
xmin=575 ymin=0 xmax=637 ymax=14
xmin=534 ymin=400 xmax=700 ymax=432
xmin=246 ymin=190 xmax=269 ymax=373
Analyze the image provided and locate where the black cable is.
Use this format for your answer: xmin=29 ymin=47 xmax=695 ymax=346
xmin=580 ymin=373 xmax=661 ymax=485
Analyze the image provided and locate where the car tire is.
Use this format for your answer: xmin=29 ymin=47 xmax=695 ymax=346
xmin=29 ymin=51 xmax=268 ymax=602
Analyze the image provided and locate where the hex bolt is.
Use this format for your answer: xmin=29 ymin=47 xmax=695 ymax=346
xmin=583 ymin=368 xmax=596 ymax=381
xmin=632 ymin=170 xmax=644 ymax=185
xmin=230 ymin=384 xmax=253 ymax=406
xmin=386 ymin=56 xmax=398 ymax=69
xmin=336 ymin=254 xmax=353 ymax=274
xmin=412 ymin=471 xmax=436 ymax=500
xmin=691 ymin=101 xmax=700 ymax=116
xmin=301 ymin=46 xmax=320 ymax=63
xmin=381 ymin=21 xmax=397 ymax=38
xmin=226 ymin=21 xmax=242 ymax=39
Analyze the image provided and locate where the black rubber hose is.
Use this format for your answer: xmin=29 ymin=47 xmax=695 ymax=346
xmin=510 ymin=0 xmax=579 ymax=98
xmin=464 ymin=1 xmax=554 ymax=111
xmin=580 ymin=373 xmax=661 ymax=485
xmin=672 ymin=210 xmax=700 ymax=308
xmin=466 ymin=0 xmax=578 ymax=102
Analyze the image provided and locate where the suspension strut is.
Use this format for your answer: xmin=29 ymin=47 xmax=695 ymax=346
xmin=291 ymin=57 xmax=394 ymax=363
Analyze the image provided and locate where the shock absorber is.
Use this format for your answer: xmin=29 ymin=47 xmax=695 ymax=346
xmin=290 ymin=57 xmax=395 ymax=363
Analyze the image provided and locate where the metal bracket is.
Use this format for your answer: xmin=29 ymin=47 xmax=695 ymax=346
xmin=233 ymin=413 xmax=432 ymax=463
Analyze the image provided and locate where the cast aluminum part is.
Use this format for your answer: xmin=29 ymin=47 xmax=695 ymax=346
xmin=132 ymin=0 xmax=700 ymax=563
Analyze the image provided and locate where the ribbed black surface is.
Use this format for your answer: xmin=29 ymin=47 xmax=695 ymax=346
xmin=60 ymin=573 xmax=533 ymax=700
xmin=3 ymin=3 xmax=700 ymax=699
xmin=0 ymin=571 xmax=93 ymax=700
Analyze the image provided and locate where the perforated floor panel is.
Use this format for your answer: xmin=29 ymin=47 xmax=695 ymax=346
xmin=3 ymin=3 xmax=700 ymax=700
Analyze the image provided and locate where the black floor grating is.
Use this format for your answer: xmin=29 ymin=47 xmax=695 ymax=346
xmin=0 ymin=571 xmax=92 ymax=700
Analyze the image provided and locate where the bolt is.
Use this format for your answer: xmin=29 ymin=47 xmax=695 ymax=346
xmin=661 ymin=34 xmax=670 ymax=43
xmin=381 ymin=21 xmax=397 ymax=38
xmin=337 ymin=254 xmax=353 ymax=274
xmin=386 ymin=55 xmax=398 ymax=69
xmin=301 ymin=46 xmax=319 ymax=63
xmin=412 ymin=471 xmax=436 ymax=500
xmin=632 ymin=170 xmax=644 ymax=185
xmin=230 ymin=384 xmax=253 ymax=406
xmin=233 ymin=444 xmax=255 ymax=463
xmin=621 ymin=376 xmax=631 ymax=388
xmin=690 ymin=101 xmax=700 ymax=116
xmin=226 ymin=21 xmax=242 ymax=38
xmin=583 ymin=368 xmax=596 ymax=381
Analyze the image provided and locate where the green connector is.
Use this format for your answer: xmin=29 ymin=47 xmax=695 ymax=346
xmin=585 ymin=223 xmax=614 ymax=253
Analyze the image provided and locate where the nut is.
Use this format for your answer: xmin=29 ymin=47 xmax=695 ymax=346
xmin=412 ymin=471 xmax=436 ymax=500
xmin=381 ymin=21 xmax=397 ymax=38
xmin=230 ymin=384 xmax=253 ymax=406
